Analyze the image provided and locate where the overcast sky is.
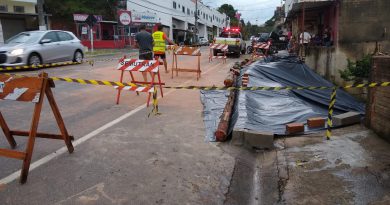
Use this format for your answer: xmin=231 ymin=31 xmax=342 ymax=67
xmin=203 ymin=0 xmax=282 ymax=25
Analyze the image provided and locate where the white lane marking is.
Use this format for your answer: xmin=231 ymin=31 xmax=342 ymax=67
xmin=0 ymin=60 xmax=229 ymax=185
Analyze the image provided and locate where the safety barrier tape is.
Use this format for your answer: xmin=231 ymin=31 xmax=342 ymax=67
xmin=50 ymin=77 xmax=138 ymax=87
xmin=148 ymin=88 xmax=161 ymax=117
xmin=326 ymin=87 xmax=337 ymax=140
xmin=163 ymin=82 xmax=390 ymax=91
xmin=0 ymin=62 xmax=82 ymax=71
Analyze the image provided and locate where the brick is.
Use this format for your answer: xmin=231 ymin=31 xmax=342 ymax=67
xmin=307 ymin=117 xmax=325 ymax=128
xmin=333 ymin=112 xmax=361 ymax=127
xmin=243 ymin=130 xmax=274 ymax=149
xmin=286 ymin=123 xmax=304 ymax=134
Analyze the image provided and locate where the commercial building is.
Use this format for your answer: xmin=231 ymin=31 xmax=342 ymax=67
xmin=127 ymin=0 xmax=228 ymax=44
xmin=0 ymin=0 xmax=48 ymax=44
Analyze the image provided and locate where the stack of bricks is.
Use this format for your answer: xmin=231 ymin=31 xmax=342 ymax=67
xmin=367 ymin=56 xmax=390 ymax=141
xmin=242 ymin=73 xmax=249 ymax=87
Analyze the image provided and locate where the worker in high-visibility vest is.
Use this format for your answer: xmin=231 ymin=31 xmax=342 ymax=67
xmin=152 ymin=24 xmax=175 ymax=73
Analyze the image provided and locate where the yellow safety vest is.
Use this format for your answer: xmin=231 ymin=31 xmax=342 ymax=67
xmin=152 ymin=31 xmax=166 ymax=54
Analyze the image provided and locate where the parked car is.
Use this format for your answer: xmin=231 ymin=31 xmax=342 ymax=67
xmin=0 ymin=30 xmax=84 ymax=67
xmin=199 ymin=37 xmax=209 ymax=46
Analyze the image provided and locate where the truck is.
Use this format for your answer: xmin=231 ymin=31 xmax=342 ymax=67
xmin=213 ymin=27 xmax=246 ymax=57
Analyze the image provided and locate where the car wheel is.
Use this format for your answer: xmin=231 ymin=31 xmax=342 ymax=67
xmin=241 ymin=48 xmax=246 ymax=54
xmin=73 ymin=50 xmax=83 ymax=63
xmin=28 ymin=53 xmax=42 ymax=66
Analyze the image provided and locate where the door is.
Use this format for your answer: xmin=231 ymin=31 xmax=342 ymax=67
xmin=38 ymin=31 xmax=62 ymax=63
xmin=56 ymin=31 xmax=76 ymax=61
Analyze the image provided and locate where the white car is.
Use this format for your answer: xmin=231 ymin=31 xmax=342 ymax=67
xmin=0 ymin=30 xmax=84 ymax=66
xmin=199 ymin=38 xmax=209 ymax=46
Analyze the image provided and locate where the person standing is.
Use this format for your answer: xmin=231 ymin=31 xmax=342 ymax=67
xmin=299 ymin=30 xmax=311 ymax=61
xmin=135 ymin=24 xmax=153 ymax=81
xmin=152 ymin=25 xmax=175 ymax=73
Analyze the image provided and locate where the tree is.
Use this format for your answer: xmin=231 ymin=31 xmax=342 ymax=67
xmin=217 ymin=4 xmax=238 ymax=26
xmin=45 ymin=0 xmax=117 ymax=20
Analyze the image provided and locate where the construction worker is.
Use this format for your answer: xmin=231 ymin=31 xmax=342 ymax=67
xmin=152 ymin=24 xmax=175 ymax=73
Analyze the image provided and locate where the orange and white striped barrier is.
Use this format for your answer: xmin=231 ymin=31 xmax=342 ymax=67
xmin=209 ymin=43 xmax=228 ymax=63
xmin=116 ymin=57 xmax=164 ymax=107
xmin=172 ymin=46 xmax=202 ymax=80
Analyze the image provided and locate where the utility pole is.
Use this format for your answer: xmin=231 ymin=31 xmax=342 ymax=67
xmin=37 ymin=0 xmax=46 ymax=30
xmin=194 ymin=0 xmax=198 ymax=44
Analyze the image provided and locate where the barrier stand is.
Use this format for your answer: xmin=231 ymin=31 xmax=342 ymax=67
xmin=326 ymin=87 xmax=337 ymax=140
xmin=209 ymin=43 xmax=228 ymax=63
xmin=0 ymin=72 xmax=74 ymax=184
xmin=252 ymin=41 xmax=271 ymax=60
xmin=172 ymin=46 xmax=202 ymax=80
xmin=116 ymin=58 xmax=164 ymax=107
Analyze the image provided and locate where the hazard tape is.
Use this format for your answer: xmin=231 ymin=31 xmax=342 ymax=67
xmin=326 ymin=87 xmax=337 ymax=140
xmin=148 ymin=88 xmax=161 ymax=117
xmin=163 ymin=82 xmax=390 ymax=91
xmin=0 ymin=62 xmax=82 ymax=71
xmin=50 ymin=77 xmax=138 ymax=87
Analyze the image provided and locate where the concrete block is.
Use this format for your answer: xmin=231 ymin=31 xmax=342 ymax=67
xmin=286 ymin=123 xmax=304 ymax=134
xmin=307 ymin=117 xmax=325 ymax=128
xmin=333 ymin=112 xmax=361 ymax=127
xmin=243 ymin=130 xmax=274 ymax=149
xmin=231 ymin=129 xmax=245 ymax=146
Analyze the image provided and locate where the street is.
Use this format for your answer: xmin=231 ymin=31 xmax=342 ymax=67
xmin=0 ymin=47 xmax=245 ymax=204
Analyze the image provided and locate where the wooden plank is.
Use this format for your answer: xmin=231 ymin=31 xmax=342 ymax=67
xmin=0 ymin=74 xmax=44 ymax=103
xmin=10 ymin=130 xmax=74 ymax=141
xmin=45 ymin=85 xmax=74 ymax=153
xmin=0 ymin=148 xmax=26 ymax=160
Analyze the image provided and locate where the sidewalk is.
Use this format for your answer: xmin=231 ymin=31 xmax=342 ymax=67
xmin=256 ymin=124 xmax=390 ymax=205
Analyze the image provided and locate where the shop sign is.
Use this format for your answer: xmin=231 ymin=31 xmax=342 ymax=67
xmin=73 ymin=14 xmax=103 ymax=22
xmin=81 ymin=26 xmax=88 ymax=34
xmin=131 ymin=12 xmax=158 ymax=23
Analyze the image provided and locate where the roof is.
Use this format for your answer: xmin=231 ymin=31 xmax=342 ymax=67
xmin=286 ymin=0 xmax=335 ymax=18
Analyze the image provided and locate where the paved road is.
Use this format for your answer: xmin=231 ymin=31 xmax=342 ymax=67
xmin=0 ymin=47 xmax=249 ymax=204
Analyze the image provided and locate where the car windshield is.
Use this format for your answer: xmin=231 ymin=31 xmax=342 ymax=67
xmin=6 ymin=32 xmax=43 ymax=44
xmin=220 ymin=32 xmax=240 ymax=38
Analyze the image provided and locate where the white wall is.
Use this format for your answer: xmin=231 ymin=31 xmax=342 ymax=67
xmin=127 ymin=0 xmax=227 ymax=40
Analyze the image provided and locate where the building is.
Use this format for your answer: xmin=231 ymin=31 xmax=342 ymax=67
xmin=127 ymin=0 xmax=228 ymax=44
xmin=0 ymin=0 xmax=47 ymax=44
xmin=285 ymin=0 xmax=390 ymax=84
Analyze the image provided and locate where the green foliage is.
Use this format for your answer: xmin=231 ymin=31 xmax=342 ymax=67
xmin=339 ymin=55 xmax=372 ymax=82
xmin=45 ymin=0 xmax=116 ymax=20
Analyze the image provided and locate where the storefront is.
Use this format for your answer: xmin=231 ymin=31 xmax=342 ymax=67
xmin=128 ymin=11 xmax=159 ymax=47
xmin=74 ymin=14 xmax=126 ymax=49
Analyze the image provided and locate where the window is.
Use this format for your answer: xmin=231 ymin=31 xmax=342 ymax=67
xmin=187 ymin=8 xmax=190 ymax=15
xmin=203 ymin=13 xmax=205 ymax=19
xmin=178 ymin=4 xmax=180 ymax=9
xmin=42 ymin=32 xmax=59 ymax=42
xmin=173 ymin=1 xmax=176 ymax=9
xmin=13 ymin=6 xmax=24 ymax=13
xmin=0 ymin=5 xmax=7 ymax=12
xmin=197 ymin=10 xmax=200 ymax=15
xmin=57 ymin=32 xmax=74 ymax=41
xmin=182 ymin=6 xmax=185 ymax=13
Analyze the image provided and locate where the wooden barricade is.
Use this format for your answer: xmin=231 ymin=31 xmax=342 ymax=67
xmin=172 ymin=46 xmax=202 ymax=80
xmin=209 ymin=43 xmax=228 ymax=63
xmin=0 ymin=73 xmax=74 ymax=184
xmin=116 ymin=57 xmax=164 ymax=107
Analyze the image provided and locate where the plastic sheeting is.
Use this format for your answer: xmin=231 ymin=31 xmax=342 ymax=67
xmin=201 ymin=56 xmax=366 ymax=141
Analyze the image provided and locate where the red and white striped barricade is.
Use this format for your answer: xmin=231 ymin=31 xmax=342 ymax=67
xmin=252 ymin=41 xmax=271 ymax=59
xmin=209 ymin=43 xmax=228 ymax=63
xmin=116 ymin=57 xmax=164 ymax=107
xmin=172 ymin=46 xmax=202 ymax=80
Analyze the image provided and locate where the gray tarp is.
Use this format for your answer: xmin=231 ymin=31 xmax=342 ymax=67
xmin=201 ymin=56 xmax=365 ymax=141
